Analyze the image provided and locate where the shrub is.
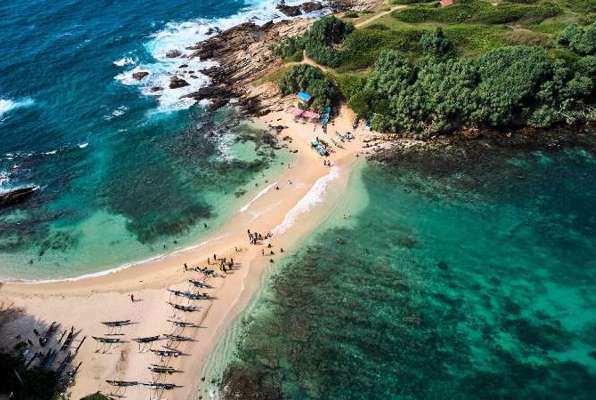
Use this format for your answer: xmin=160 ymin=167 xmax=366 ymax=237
xmin=391 ymin=0 xmax=561 ymax=25
xmin=344 ymin=11 xmax=359 ymax=18
xmin=278 ymin=64 xmax=340 ymax=112
xmin=338 ymin=27 xmax=421 ymax=70
xmin=419 ymin=27 xmax=452 ymax=56
xmin=273 ymin=36 xmax=306 ymax=61
xmin=558 ymin=23 xmax=596 ymax=55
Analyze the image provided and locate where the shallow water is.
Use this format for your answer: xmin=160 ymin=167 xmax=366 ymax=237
xmin=219 ymin=147 xmax=596 ymax=399
xmin=0 ymin=0 xmax=311 ymax=279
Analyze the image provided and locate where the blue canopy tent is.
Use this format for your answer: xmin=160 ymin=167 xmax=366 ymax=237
xmin=296 ymin=91 xmax=312 ymax=104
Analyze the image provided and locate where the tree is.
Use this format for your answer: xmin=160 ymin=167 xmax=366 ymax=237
xmin=419 ymin=27 xmax=452 ymax=56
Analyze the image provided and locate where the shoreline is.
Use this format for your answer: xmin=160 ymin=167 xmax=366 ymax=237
xmin=0 ymin=103 xmax=371 ymax=399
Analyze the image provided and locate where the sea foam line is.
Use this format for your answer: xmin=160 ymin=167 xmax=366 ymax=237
xmin=272 ymin=167 xmax=340 ymax=236
xmin=3 ymin=235 xmax=227 ymax=285
xmin=0 ymin=97 xmax=35 ymax=118
xmin=239 ymin=181 xmax=278 ymax=212
xmin=113 ymin=0 xmax=328 ymax=114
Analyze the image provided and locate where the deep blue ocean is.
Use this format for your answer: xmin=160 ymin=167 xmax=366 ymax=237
xmin=0 ymin=0 xmax=304 ymax=279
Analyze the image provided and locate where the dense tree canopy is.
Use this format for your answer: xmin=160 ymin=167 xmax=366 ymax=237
xmin=278 ymin=64 xmax=340 ymax=112
xmin=342 ymin=46 xmax=595 ymax=135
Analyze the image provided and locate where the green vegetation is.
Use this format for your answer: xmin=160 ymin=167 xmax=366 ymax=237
xmin=272 ymin=36 xmax=305 ymax=62
xmin=271 ymin=1 xmax=595 ymax=135
xmin=419 ymin=27 xmax=453 ymax=56
xmin=278 ymin=64 xmax=340 ymax=112
xmin=558 ymin=22 xmax=596 ymax=55
xmin=344 ymin=46 xmax=594 ymax=134
xmin=392 ymin=0 xmax=562 ymax=25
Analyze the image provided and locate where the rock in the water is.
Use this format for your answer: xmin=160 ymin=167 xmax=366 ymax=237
xmin=169 ymin=76 xmax=190 ymax=89
xmin=166 ymin=49 xmax=183 ymax=58
xmin=179 ymin=64 xmax=189 ymax=68
xmin=150 ymin=86 xmax=162 ymax=92
xmin=206 ymin=27 xmax=222 ymax=36
xmin=132 ymin=71 xmax=149 ymax=80
xmin=0 ymin=186 xmax=38 ymax=209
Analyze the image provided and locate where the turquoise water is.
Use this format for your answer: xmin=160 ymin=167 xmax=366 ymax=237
xmin=0 ymin=0 xmax=310 ymax=279
xmin=219 ymin=145 xmax=596 ymax=399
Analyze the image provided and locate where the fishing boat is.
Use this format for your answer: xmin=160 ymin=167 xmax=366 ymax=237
xmin=132 ymin=335 xmax=161 ymax=343
xmin=148 ymin=365 xmax=178 ymax=374
xmin=167 ymin=302 xmax=199 ymax=312
xmin=106 ymin=380 xmax=138 ymax=387
xmin=150 ymin=349 xmax=182 ymax=357
xmin=101 ymin=319 xmax=132 ymax=327
xmin=188 ymin=279 xmax=211 ymax=288
xmin=167 ymin=320 xmax=200 ymax=328
xmin=92 ymin=336 xmax=122 ymax=343
xmin=168 ymin=288 xmax=207 ymax=300
xmin=163 ymin=334 xmax=194 ymax=342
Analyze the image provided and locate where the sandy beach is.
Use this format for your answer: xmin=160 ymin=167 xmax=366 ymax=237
xmin=0 ymin=98 xmax=370 ymax=399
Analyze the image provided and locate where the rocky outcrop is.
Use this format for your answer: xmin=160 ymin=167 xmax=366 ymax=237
xmin=277 ymin=1 xmax=324 ymax=17
xmin=187 ymin=19 xmax=312 ymax=114
xmin=166 ymin=49 xmax=183 ymax=58
xmin=0 ymin=186 xmax=38 ymax=209
xmin=132 ymin=71 xmax=149 ymax=80
xmin=169 ymin=76 xmax=190 ymax=89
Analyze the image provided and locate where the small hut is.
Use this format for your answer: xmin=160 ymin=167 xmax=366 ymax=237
xmin=440 ymin=0 xmax=454 ymax=7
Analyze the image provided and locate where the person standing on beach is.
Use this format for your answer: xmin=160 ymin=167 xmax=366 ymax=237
xmin=130 ymin=294 xmax=134 ymax=303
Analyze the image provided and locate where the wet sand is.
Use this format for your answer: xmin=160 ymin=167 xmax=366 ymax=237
xmin=0 ymin=103 xmax=369 ymax=400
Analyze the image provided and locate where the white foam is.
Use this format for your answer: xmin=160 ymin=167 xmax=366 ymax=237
xmin=0 ymin=97 xmax=35 ymax=118
xmin=239 ymin=181 xmax=278 ymax=212
xmin=114 ymin=0 xmax=328 ymax=114
xmin=78 ymin=142 xmax=89 ymax=149
xmin=113 ymin=56 xmax=136 ymax=67
xmin=272 ymin=167 xmax=340 ymax=236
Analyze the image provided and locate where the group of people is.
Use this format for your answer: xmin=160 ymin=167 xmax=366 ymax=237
xmin=247 ymin=229 xmax=271 ymax=245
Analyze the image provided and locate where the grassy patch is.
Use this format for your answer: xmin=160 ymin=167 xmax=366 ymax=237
xmin=392 ymin=0 xmax=563 ymax=25
xmin=251 ymin=65 xmax=294 ymax=87
xmin=337 ymin=26 xmax=422 ymax=70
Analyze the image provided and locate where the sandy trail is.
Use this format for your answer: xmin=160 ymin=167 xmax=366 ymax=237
xmin=0 ymin=102 xmax=369 ymax=400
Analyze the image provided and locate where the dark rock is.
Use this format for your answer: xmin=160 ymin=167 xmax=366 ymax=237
xmin=178 ymin=64 xmax=189 ymax=68
xmin=277 ymin=1 xmax=323 ymax=16
xmin=0 ymin=186 xmax=38 ymax=209
xmin=166 ymin=49 xmax=182 ymax=58
xmin=277 ymin=4 xmax=302 ymax=17
xmin=132 ymin=71 xmax=149 ymax=80
xmin=150 ymin=86 xmax=162 ymax=92
xmin=301 ymin=2 xmax=324 ymax=13
xmin=206 ymin=27 xmax=222 ymax=36
xmin=169 ymin=76 xmax=190 ymax=89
